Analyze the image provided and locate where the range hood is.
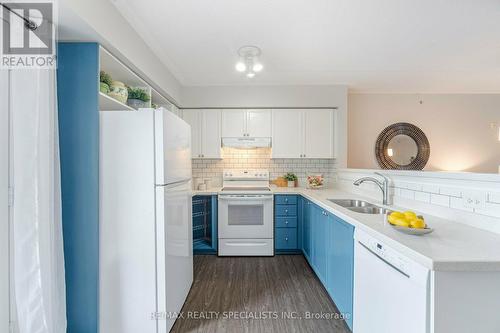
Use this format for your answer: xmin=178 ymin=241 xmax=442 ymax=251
xmin=222 ymin=137 xmax=271 ymax=148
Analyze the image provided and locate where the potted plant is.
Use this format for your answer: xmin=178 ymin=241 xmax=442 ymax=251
xmin=127 ymin=87 xmax=151 ymax=109
xmin=99 ymin=70 xmax=113 ymax=94
xmin=283 ymin=172 xmax=298 ymax=188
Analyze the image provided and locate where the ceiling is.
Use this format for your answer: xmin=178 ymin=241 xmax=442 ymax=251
xmin=112 ymin=0 xmax=500 ymax=92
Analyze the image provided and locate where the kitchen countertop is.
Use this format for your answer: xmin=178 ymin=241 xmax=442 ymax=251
xmin=193 ymin=187 xmax=500 ymax=272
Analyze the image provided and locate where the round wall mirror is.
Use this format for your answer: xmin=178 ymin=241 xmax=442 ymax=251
xmin=375 ymin=123 xmax=430 ymax=170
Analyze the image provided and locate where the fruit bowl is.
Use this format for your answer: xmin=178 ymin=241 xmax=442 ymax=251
xmin=386 ymin=210 xmax=434 ymax=236
xmin=307 ymin=175 xmax=324 ymax=189
xmin=390 ymin=225 xmax=434 ymax=235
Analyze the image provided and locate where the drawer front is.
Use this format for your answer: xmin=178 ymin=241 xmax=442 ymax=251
xmin=219 ymin=238 xmax=274 ymax=256
xmin=275 ymin=216 xmax=297 ymax=228
xmin=275 ymin=228 xmax=298 ymax=249
xmin=275 ymin=195 xmax=297 ymax=205
xmin=275 ymin=205 xmax=297 ymax=217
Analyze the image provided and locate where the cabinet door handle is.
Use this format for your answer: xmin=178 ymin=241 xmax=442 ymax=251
xmin=285 ymin=221 xmax=289 ymax=225
xmin=285 ymin=209 xmax=288 ymax=213
xmin=285 ymin=237 xmax=289 ymax=241
xmin=285 ymin=198 xmax=288 ymax=202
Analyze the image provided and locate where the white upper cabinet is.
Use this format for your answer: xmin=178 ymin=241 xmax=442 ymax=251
xmin=221 ymin=110 xmax=247 ymax=137
xmin=183 ymin=109 xmax=221 ymax=159
xmin=271 ymin=109 xmax=335 ymax=159
xmin=201 ymin=109 xmax=222 ymax=158
xmin=246 ymin=110 xmax=271 ymax=137
xmin=271 ymin=109 xmax=303 ymax=158
xmin=182 ymin=110 xmax=201 ymax=158
xmin=304 ymin=109 xmax=334 ymax=158
xmin=221 ymin=109 xmax=271 ymax=137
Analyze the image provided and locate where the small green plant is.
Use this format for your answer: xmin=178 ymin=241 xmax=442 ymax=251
xmin=99 ymin=71 xmax=113 ymax=86
xmin=283 ymin=172 xmax=298 ymax=181
xmin=99 ymin=82 xmax=110 ymax=94
xmin=127 ymin=87 xmax=151 ymax=102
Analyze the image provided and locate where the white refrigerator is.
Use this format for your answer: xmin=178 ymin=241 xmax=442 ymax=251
xmin=99 ymin=108 xmax=193 ymax=333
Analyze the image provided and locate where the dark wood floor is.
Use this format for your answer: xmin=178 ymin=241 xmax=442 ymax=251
xmin=171 ymin=255 xmax=351 ymax=333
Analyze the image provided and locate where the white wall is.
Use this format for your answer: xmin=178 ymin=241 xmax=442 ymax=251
xmin=58 ymin=0 xmax=182 ymax=104
xmin=182 ymin=85 xmax=349 ymax=167
xmin=348 ymin=93 xmax=500 ymax=173
xmin=0 ymin=71 xmax=10 ymax=333
xmin=181 ymin=85 xmax=347 ymax=108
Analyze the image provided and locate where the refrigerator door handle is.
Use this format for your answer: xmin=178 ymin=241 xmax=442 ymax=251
xmin=156 ymin=179 xmax=191 ymax=188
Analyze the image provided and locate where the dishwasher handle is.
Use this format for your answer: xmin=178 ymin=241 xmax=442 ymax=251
xmin=358 ymin=241 xmax=410 ymax=278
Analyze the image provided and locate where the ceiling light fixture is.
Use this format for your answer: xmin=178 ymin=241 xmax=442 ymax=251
xmin=236 ymin=45 xmax=263 ymax=78
xmin=235 ymin=62 xmax=246 ymax=72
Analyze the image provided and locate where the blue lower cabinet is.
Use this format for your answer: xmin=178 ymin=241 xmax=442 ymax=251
xmin=275 ymin=228 xmax=298 ymax=249
xmin=297 ymin=196 xmax=303 ymax=250
xmin=275 ymin=195 xmax=299 ymax=252
xmin=311 ymin=207 xmax=328 ymax=284
xmin=302 ymin=200 xmax=312 ymax=260
xmin=275 ymin=195 xmax=298 ymax=205
xmin=326 ymin=215 xmax=355 ymax=330
xmin=278 ymin=194 xmax=354 ymax=330
xmin=298 ymin=197 xmax=354 ymax=331
xmin=275 ymin=216 xmax=297 ymax=228
xmin=275 ymin=204 xmax=297 ymax=217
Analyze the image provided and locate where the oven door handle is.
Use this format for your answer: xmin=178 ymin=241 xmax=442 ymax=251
xmin=219 ymin=195 xmax=273 ymax=201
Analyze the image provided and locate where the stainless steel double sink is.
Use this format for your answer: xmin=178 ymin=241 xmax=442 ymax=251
xmin=328 ymin=199 xmax=390 ymax=215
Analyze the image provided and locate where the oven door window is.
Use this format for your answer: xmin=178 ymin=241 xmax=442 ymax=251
xmin=228 ymin=204 xmax=264 ymax=226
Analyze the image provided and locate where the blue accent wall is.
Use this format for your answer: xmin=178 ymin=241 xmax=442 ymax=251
xmin=57 ymin=42 xmax=99 ymax=333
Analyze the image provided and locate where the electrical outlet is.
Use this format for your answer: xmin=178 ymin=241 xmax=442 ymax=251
xmin=462 ymin=191 xmax=487 ymax=209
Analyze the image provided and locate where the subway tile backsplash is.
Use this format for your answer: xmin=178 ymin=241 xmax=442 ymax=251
xmin=336 ymin=169 xmax=500 ymax=234
xmin=192 ymin=148 xmax=336 ymax=187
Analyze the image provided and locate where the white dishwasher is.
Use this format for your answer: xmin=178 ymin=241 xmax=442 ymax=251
xmin=353 ymin=229 xmax=430 ymax=333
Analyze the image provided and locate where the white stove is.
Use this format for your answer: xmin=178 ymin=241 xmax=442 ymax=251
xmin=221 ymin=169 xmax=271 ymax=194
xmin=218 ymin=170 xmax=274 ymax=256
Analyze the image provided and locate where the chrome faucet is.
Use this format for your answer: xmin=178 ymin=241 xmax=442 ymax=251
xmin=353 ymin=172 xmax=390 ymax=205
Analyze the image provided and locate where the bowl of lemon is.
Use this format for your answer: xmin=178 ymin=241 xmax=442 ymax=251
xmin=387 ymin=210 xmax=433 ymax=235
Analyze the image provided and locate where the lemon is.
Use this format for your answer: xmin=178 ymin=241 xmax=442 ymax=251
xmin=404 ymin=211 xmax=417 ymax=220
xmin=389 ymin=211 xmax=405 ymax=218
xmin=389 ymin=216 xmax=411 ymax=227
xmin=410 ymin=218 xmax=426 ymax=229
xmin=387 ymin=215 xmax=399 ymax=225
